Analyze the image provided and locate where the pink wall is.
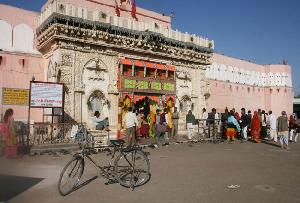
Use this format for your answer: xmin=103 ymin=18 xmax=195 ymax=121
xmin=212 ymin=53 xmax=264 ymax=72
xmin=207 ymin=53 xmax=294 ymax=117
xmin=0 ymin=52 xmax=45 ymax=122
xmin=0 ymin=5 xmax=45 ymax=122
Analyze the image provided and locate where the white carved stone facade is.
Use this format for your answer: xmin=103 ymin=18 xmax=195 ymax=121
xmin=206 ymin=61 xmax=292 ymax=87
xmin=37 ymin=1 xmax=213 ymax=135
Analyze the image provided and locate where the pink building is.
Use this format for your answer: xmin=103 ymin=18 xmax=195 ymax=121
xmin=206 ymin=53 xmax=293 ymax=117
xmin=0 ymin=4 xmax=45 ymax=122
xmin=0 ymin=0 xmax=294 ymax=125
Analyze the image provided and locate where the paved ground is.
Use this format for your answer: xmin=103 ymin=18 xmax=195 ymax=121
xmin=1 ymin=139 xmax=300 ymax=203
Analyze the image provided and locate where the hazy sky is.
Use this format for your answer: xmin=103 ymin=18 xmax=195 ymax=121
xmin=1 ymin=0 xmax=299 ymax=95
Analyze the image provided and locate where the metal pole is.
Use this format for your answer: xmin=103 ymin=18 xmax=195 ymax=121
xmin=51 ymin=108 xmax=54 ymax=142
xmin=27 ymin=81 xmax=32 ymax=152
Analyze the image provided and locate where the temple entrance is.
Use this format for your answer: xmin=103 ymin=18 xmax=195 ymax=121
xmin=118 ymin=58 xmax=176 ymax=139
xmin=120 ymin=93 xmax=174 ymax=138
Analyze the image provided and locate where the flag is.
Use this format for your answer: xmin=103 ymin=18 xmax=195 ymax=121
xmin=115 ymin=0 xmax=120 ymax=17
xmin=131 ymin=0 xmax=138 ymax=20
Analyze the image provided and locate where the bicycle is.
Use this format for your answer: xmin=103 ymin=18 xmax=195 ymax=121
xmin=57 ymin=126 xmax=151 ymax=196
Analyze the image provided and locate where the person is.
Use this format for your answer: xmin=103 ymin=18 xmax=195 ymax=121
xmin=0 ymin=109 xmax=17 ymax=158
xmin=268 ymin=110 xmax=277 ymax=142
xmin=171 ymin=107 xmax=179 ymax=138
xmin=247 ymin=110 xmax=252 ymax=138
xmin=221 ymin=108 xmax=229 ymax=138
xmin=165 ymin=108 xmax=172 ymax=140
xmin=153 ymin=109 xmax=167 ymax=147
xmin=251 ymin=111 xmax=261 ymax=143
xmin=289 ymin=115 xmax=297 ymax=142
xmin=124 ymin=107 xmax=138 ymax=147
xmin=260 ymin=110 xmax=268 ymax=139
xmin=94 ymin=111 xmax=109 ymax=130
xmin=207 ymin=108 xmax=218 ymax=138
xmin=232 ymin=108 xmax=240 ymax=121
xmin=277 ymin=111 xmax=289 ymax=149
xmin=240 ymin=108 xmax=250 ymax=140
xmin=226 ymin=110 xmax=241 ymax=143
xmin=143 ymin=96 xmax=150 ymax=118
xmin=135 ymin=111 xmax=143 ymax=138
xmin=258 ymin=109 xmax=262 ymax=118
xmin=202 ymin=108 xmax=208 ymax=130
xmin=186 ymin=110 xmax=195 ymax=140
xmin=155 ymin=109 xmax=161 ymax=124
xmin=160 ymin=108 xmax=167 ymax=124
xmin=208 ymin=108 xmax=217 ymax=124
xmin=140 ymin=118 xmax=150 ymax=138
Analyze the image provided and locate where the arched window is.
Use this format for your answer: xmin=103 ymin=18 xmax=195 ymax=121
xmin=13 ymin=24 xmax=34 ymax=52
xmin=0 ymin=20 xmax=12 ymax=50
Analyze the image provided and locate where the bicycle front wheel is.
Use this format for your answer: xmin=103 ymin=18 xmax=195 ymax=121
xmin=114 ymin=150 xmax=150 ymax=188
xmin=58 ymin=156 xmax=85 ymax=196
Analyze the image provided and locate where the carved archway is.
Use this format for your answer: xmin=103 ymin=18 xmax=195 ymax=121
xmin=87 ymin=90 xmax=109 ymax=117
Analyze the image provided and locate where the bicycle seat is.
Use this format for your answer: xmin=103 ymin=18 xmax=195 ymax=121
xmin=110 ymin=139 xmax=125 ymax=147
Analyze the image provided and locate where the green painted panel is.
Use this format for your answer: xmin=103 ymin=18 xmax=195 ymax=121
xmin=163 ymin=83 xmax=175 ymax=91
xmin=137 ymin=81 xmax=148 ymax=89
xmin=151 ymin=82 xmax=162 ymax=90
xmin=124 ymin=79 xmax=136 ymax=89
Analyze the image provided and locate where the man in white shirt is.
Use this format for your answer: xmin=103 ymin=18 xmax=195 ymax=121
xmin=268 ymin=110 xmax=277 ymax=142
xmin=124 ymin=107 xmax=138 ymax=146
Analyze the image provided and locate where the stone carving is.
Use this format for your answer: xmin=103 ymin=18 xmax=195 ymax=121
xmin=61 ymin=53 xmax=72 ymax=66
xmin=37 ymin=22 xmax=211 ymax=65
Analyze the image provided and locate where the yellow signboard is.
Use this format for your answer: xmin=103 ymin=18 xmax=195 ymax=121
xmin=2 ymin=88 xmax=29 ymax=106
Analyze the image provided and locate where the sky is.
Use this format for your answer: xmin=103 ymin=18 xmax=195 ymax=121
xmin=0 ymin=0 xmax=299 ymax=95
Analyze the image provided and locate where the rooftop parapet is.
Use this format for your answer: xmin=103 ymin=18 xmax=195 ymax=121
xmin=37 ymin=0 xmax=214 ymax=50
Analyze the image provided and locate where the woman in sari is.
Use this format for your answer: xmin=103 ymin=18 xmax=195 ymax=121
xmin=0 ymin=109 xmax=17 ymax=158
xmin=251 ymin=111 xmax=261 ymax=143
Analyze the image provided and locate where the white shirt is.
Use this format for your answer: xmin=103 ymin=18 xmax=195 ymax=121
xmin=261 ymin=114 xmax=268 ymax=126
xmin=94 ymin=116 xmax=105 ymax=124
xmin=165 ymin=113 xmax=169 ymax=125
xmin=269 ymin=114 xmax=276 ymax=130
xmin=124 ymin=112 xmax=138 ymax=128
xmin=202 ymin=112 xmax=208 ymax=120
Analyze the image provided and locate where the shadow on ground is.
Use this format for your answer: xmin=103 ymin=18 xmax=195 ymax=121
xmin=0 ymin=175 xmax=44 ymax=202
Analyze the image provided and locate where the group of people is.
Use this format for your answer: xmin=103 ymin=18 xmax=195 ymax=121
xmin=123 ymin=105 xmax=180 ymax=146
xmin=204 ymin=107 xmax=300 ymax=149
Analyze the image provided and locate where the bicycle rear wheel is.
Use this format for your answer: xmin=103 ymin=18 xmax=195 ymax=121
xmin=58 ymin=156 xmax=85 ymax=196
xmin=114 ymin=150 xmax=150 ymax=188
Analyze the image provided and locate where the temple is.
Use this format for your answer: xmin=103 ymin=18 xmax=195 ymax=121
xmin=0 ymin=0 xmax=294 ymax=138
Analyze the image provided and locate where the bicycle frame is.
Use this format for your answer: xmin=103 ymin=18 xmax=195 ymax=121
xmin=75 ymin=144 xmax=140 ymax=182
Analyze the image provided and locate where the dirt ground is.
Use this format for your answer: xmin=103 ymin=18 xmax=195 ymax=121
xmin=1 ymin=139 xmax=300 ymax=203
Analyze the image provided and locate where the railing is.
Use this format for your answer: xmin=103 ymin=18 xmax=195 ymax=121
xmin=195 ymin=119 xmax=222 ymax=143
